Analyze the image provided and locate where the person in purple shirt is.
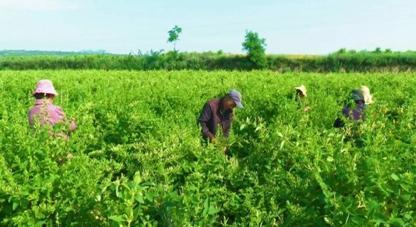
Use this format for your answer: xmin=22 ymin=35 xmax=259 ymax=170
xmin=334 ymin=86 xmax=373 ymax=128
xmin=28 ymin=80 xmax=77 ymax=137
xmin=198 ymin=89 xmax=243 ymax=144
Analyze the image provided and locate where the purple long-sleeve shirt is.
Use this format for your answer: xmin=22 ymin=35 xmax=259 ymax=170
xmin=198 ymin=99 xmax=233 ymax=139
xmin=342 ymin=103 xmax=366 ymax=121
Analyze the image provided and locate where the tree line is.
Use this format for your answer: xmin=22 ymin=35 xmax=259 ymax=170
xmin=1 ymin=25 xmax=416 ymax=72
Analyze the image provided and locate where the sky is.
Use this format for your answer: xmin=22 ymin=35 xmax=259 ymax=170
xmin=1 ymin=0 xmax=416 ymax=54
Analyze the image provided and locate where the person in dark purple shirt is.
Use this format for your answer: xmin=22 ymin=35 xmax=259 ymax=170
xmin=198 ymin=89 xmax=243 ymax=143
xmin=334 ymin=87 xmax=373 ymax=128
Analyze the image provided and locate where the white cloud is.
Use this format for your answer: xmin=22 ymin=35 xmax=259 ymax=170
xmin=0 ymin=0 xmax=79 ymax=12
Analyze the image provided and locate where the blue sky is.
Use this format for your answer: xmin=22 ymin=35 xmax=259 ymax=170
xmin=1 ymin=0 xmax=415 ymax=54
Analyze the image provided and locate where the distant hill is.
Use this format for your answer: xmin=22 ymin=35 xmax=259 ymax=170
xmin=0 ymin=50 xmax=109 ymax=56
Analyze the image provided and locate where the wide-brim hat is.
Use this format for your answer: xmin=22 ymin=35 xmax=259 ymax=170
xmin=360 ymin=86 xmax=373 ymax=104
xmin=33 ymin=79 xmax=58 ymax=96
xmin=295 ymin=85 xmax=307 ymax=97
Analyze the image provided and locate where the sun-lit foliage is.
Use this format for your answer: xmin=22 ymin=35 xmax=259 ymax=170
xmin=0 ymin=70 xmax=415 ymax=225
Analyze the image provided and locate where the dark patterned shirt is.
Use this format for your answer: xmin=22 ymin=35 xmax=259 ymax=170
xmin=198 ymin=99 xmax=233 ymax=139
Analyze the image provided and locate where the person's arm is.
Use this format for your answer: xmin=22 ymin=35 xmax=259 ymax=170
xmin=222 ymin=112 xmax=233 ymax=138
xmin=333 ymin=118 xmax=345 ymax=128
xmin=198 ymin=103 xmax=215 ymax=139
xmin=68 ymin=119 xmax=77 ymax=132
xmin=342 ymin=106 xmax=350 ymax=118
xmin=334 ymin=106 xmax=348 ymax=128
xmin=303 ymin=99 xmax=311 ymax=112
xmin=54 ymin=106 xmax=77 ymax=132
xmin=28 ymin=109 xmax=35 ymax=126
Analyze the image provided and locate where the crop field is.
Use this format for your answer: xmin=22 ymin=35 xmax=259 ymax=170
xmin=0 ymin=70 xmax=415 ymax=226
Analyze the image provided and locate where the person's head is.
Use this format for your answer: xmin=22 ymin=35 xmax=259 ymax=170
xmin=33 ymin=79 xmax=58 ymax=101
xmin=351 ymin=89 xmax=365 ymax=105
xmin=221 ymin=89 xmax=243 ymax=110
xmin=295 ymin=85 xmax=307 ymax=98
xmin=34 ymin=93 xmax=55 ymax=100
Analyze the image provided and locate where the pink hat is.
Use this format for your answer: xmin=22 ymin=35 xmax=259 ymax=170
xmin=33 ymin=79 xmax=58 ymax=96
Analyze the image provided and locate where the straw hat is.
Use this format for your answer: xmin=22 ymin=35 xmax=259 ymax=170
xmin=33 ymin=79 xmax=58 ymax=96
xmin=360 ymin=86 xmax=373 ymax=104
xmin=295 ymin=85 xmax=307 ymax=97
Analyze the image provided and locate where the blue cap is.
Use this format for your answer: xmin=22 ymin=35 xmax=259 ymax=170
xmin=228 ymin=89 xmax=243 ymax=108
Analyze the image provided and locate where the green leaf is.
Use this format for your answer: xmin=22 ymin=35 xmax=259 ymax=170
xmin=391 ymin=173 xmax=399 ymax=181
xmin=109 ymin=215 xmax=125 ymax=223
xmin=135 ymin=194 xmax=144 ymax=204
xmin=12 ymin=202 xmax=18 ymax=211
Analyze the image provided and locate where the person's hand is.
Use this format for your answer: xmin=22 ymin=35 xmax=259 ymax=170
xmin=69 ymin=119 xmax=77 ymax=132
xmin=210 ymin=137 xmax=217 ymax=144
xmin=223 ymin=146 xmax=228 ymax=155
xmin=55 ymin=132 xmax=69 ymax=141
xmin=66 ymin=152 xmax=74 ymax=161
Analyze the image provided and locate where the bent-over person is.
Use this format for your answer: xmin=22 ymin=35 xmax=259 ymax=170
xmin=198 ymin=89 xmax=243 ymax=144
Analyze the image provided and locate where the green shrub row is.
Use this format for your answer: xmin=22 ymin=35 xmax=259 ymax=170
xmin=1 ymin=51 xmax=416 ymax=72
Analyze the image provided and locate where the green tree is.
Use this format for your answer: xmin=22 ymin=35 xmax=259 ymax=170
xmin=336 ymin=48 xmax=347 ymax=54
xmin=167 ymin=25 xmax=183 ymax=52
xmin=242 ymin=30 xmax=267 ymax=68
xmin=374 ymin=47 xmax=382 ymax=53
